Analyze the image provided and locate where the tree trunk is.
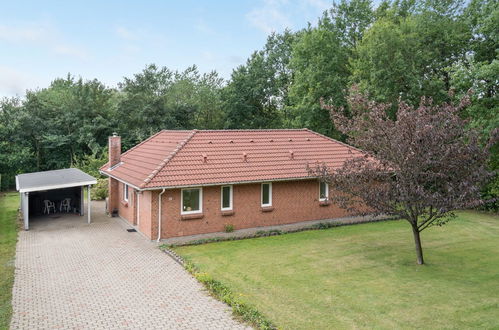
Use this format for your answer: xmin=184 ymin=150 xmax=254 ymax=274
xmin=411 ymin=225 xmax=424 ymax=265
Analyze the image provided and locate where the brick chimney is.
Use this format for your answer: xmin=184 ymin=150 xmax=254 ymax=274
xmin=108 ymin=132 xmax=121 ymax=167
xmin=107 ymin=132 xmax=121 ymax=216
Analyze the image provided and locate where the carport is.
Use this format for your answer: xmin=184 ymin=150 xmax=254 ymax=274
xmin=16 ymin=168 xmax=97 ymax=230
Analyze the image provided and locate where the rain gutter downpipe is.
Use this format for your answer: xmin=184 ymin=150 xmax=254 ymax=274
xmin=157 ymin=188 xmax=166 ymax=242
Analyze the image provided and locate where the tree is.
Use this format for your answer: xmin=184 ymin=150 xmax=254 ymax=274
xmin=320 ymin=0 xmax=374 ymax=51
xmin=289 ymin=26 xmax=349 ymax=137
xmin=288 ymin=0 xmax=373 ymax=136
xmin=118 ymin=64 xmax=224 ymax=148
xmin=464 ymin=0 xmax=498 ymax=64
xmin=222 ymin=30 xmax=296 ymax=129
xmin=316 ymin=87 xmax=497 ymax=264
xmin=351 ymin=0 xmax=471 ymax=113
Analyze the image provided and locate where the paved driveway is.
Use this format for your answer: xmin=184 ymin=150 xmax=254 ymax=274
xmin=10 ymin=201 xmax=246 ymax=329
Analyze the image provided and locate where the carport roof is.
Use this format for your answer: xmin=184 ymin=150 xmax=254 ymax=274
xmin=16 ymin=168 xmax=97 ymax=193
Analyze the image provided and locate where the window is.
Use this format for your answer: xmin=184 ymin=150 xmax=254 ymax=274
xmin=221 ymin=185 xmax=233 ymax=211
xmin=123 ymin=183 xmax=129 ymax=202
xmin=261 ymin=183 xmax=272 ymax=207
xmin=319 ymin=181 xmax=328 ymax=201
xmin=181 ymin=188 xmax=202 ymax=214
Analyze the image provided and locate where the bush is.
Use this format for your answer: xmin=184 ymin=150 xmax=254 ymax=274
xmin=91 ymin=178 xmax=108 ymax=200
xmin=224 ymin=223 xmax=234 ymax=233
xmin=181 ymin=259 xmax=277 ymax=329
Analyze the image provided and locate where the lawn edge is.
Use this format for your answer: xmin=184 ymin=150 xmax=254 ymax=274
xmin=0 ymin=192 xmax=19 ymax=329
xmin=160 ymin=247 xmax=277 ymax=330
xmin=160 ymin=215 xmax=399 ymax=248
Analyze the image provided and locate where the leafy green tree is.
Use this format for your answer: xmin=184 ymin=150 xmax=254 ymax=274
xmin=351 ymin=17 xmax=421 ymax=111
xmin=20 ymin=76 xmax=116 ymax=169
xmin=351 ymin=0 xmax=471 ymax=113
xmin=0 ymin=98 xmax=34 ymax=190
xmin=223 ymin=30 xmax=297 ymax=129
xmin=288 ymin=0 xmax=373 ymax=136
xmin=118 ymin=64 xmax=225 ymax=148
xmin=320 ymin=0 xmax=374 ymax=50
xmin=289 ymin=26 xmax=349 ymax=137
xmin=464 ymin=0 xmax=498 ymax=63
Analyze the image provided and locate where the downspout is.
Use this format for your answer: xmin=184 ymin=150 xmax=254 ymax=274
xmin=157 ymin=189 xmax=166 ymax=242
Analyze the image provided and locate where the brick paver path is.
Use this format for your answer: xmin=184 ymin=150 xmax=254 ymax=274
xmin=10 ymin=202 xmax=246 ymax=329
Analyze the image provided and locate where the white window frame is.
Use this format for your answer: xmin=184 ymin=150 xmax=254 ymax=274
xmin=221 ymin=185 xmax=233 ymax=211
xmin=123 ymin=183 xmax=129 ymax=202
xmin=181 ymin=187 xmax=203 ymax=215
xmin=319 ymin=181 xmax=329 ymax=201
xmin=261 ymin=182 xmax=272 ymax=207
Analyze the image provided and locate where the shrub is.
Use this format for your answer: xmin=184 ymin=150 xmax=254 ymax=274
xmin=181 ymin=259 xmax=277 ymax=329
xmin=224 ymin=223 xmax=235 ymax=233
xmin=91 ymin=178 xmax=108 ymax=200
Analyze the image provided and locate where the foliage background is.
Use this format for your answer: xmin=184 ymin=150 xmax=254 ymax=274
xmin=0 ymin=0 xmax=497 ymax=207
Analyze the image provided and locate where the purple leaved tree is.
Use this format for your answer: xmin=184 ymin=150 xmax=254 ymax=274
xmin=314 ymin=87 xmax=497 ymax=265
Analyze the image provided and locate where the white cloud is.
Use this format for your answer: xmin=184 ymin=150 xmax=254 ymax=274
xmin=0 ymin=66 xmax=36 ymax=97
xmin=228 ymin=55 xmax=244 ymax=64
xmin=53 ymin=44 xmax=89 ymax=60
xmin=0 ymin=21 xmax=90 ymax=61
xmin=115 ymin=26 xmax=139 ymax=41
xmin=194 ymin=19 xmax=215 ymax=35
xmin=246 ymin=0 xmax=293 ymax=34
xmin=0 ymin=23 xmax=51 ymax=43
xmin=303 ymin=0 xmax=330 ymax=11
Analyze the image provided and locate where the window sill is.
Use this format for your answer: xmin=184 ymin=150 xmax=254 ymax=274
xmin=181 ymin=213 xmax=204 ymax=220
xmin=221 ymin=210 xmax=234 ymax=216
xmin=121 ymin=201 xmax=129 ymax=207
xmin=261 ymin=206 xmax=274 ymax=212
xmin=319 ymin=200 xmax=331 ymax=206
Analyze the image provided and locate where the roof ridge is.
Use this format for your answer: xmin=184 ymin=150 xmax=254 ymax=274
xmin=196 ymin=128 xmax=308 ymax=132
xmin=140 ymin=129 xmax=197 ymax=188
xmin=303 ymin=128 xmax=365 ymax=154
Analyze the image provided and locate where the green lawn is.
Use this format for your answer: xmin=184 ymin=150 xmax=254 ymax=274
xmin=174 ymin=212 xmax=499 ymax=329
xmin=0 ymin=192 xmax=18 ymax=329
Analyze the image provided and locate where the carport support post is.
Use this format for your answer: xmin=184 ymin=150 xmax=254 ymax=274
xmin=22 ymin=192 xmax=29 ymax=230
xmin=87 ymin=185 xmax=91 ymax=224
xmin=80 ymin=186 xmax=84 ymax=216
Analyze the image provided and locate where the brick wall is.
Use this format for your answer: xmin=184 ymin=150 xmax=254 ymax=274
xmin=154 ymin=179 xmax=350 ymax=239
xmin=117 ymin=182 xmax=135 ymax=226
xmin=107 ymin=178 xmax=119 ymax=214
xmin=137 ymin=191 xmax=153 ymax=239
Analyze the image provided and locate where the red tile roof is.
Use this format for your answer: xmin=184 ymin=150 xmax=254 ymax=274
xmin=100 ymin=129 xmax=364 ymax=189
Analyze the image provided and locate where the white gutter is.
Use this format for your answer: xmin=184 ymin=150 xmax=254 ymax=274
xmin=99 ymin=170 xmax=142 ymax=190
xmin=18 ymin=180 xmax=97 ymax=193
xmin=157 ymin=189 xmax=166 ymax=242
xmin=140 ymin=176 xmax=318 ymax=191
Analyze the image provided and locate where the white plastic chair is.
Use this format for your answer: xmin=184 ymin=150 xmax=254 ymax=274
xmin=43 ymin=200 xmax=56 ymax=214
xmin=60 ymin=198 xmax=71 ymax=213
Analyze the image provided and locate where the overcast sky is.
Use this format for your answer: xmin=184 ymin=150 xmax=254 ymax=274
xmin=0 ymin=0 xmax=336 ymax=98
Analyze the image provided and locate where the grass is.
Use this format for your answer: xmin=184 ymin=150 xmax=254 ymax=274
xmin=0 ymin=192 xmax=18 ymax=329
xmin=174 ymin=211 xmax=499 ymax=329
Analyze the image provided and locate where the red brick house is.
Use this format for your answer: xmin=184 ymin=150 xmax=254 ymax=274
xmin=100 ymin=129 xmax=364 ymax=241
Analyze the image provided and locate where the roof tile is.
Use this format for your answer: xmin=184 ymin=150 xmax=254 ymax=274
xmin=100 ymin=129 xmax=363 ymax=189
